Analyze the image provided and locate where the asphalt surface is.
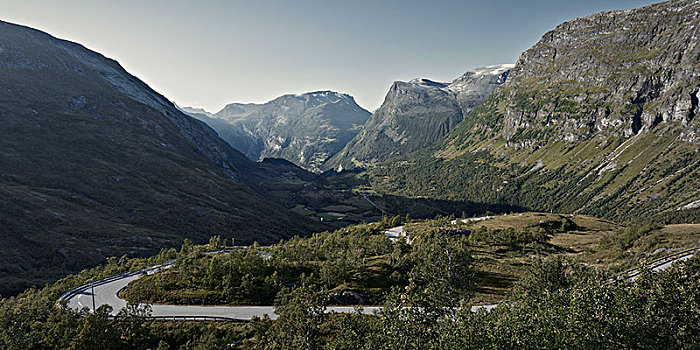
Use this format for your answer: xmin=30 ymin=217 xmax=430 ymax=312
xmin=61 ymin=223 xmax=695 ymax=321
xmin=627 ymin=249 xmax=698 ymax=281
xmin=384 ymin=215 xmax=495 ymax=242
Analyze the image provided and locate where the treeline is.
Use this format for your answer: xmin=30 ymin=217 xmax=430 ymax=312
xmin=122 ymin=217 xmax=472 ymax=306
xmin=1 ymin=237 xmax=697 ymax=349
xmin=2 ymin=216 xmax=697 ymax=349
xmin=368 ymin=144 xmax=700 ymax=225
xmin=251 ymin=256 xmax=700 ymax=349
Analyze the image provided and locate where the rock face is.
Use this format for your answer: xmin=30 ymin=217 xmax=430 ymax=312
xmin=325 ymin=65 xmax=512 ymax=171
xmin=371 ymin=0 xmax=700 ymax=223
xmin=494 ymin=0 xmax=700 ymax=144
xmin=191 ymin=91 xmax=370 ymax=173
xmin=0 ymin=20 xmax=321 ymax=296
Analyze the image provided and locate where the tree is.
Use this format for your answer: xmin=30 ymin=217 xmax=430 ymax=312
xmin=260 ymin=278 xmax=328 ymax=349
xmin=208 ymin=235 xmax=224 ymax=249
xmin=70 ymin=305 xmax=124 ymax=349
xmin=409 ymin=230 xmax=473 ymax=310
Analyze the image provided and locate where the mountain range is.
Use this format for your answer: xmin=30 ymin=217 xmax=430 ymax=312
xmin=368 ymin=0 xmax=700 ymax=223
xmin=186 ymin=65 xmax=513 ymax=173
xmin=0 ymin=20 xmax=324 ymax=295
xmin=325 ymin=64 xmax=513 ymax=171
xmin=184 ymin=91 xmax=370 ymax=173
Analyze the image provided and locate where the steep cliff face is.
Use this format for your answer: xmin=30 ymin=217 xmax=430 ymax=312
xmin=371 ymin=0 xmax=700 ymax=223
xmin=326 ymin=65 xmax=512 ymax=171
xmin=493 ymin=0 xmax=699 ymax=144
xmin=194 ymin=91 xmax=370 ymax=173
xmin=0 ymin=21 xmax=321 ymax=295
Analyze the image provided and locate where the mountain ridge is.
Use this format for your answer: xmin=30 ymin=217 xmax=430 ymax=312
xmin=0 ymin=20 xmax=323 ymax=295
xmin=188 ymin=90 xmax=371 ymax=173
xmin=368 ymin=0 xmax=700 ymax=223
xmin=324 ymin=64 xmax=513 ymax=171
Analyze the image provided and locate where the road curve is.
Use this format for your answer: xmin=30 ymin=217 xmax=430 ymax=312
xmin=59 ymin=238 xmax=697 ymax=321
xmin=384 ymin=215 xmax=495 ymax=242
xmin=613 ymin=247 xmax=699 ymax=282
xmin=61 ymin=264 xmax=495 ymax=320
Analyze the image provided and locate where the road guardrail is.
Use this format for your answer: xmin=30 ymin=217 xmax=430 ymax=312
xmin=607 ymin=247 xmax=699 ymax=283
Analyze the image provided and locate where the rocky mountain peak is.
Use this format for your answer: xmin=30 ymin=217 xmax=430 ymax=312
xmin=192 ymin=90 xmax=371 ymax=173
xmin=449 ymin=64 xmax=514 ymax=91
xmin=282 ymin=90 xmax=359 ymax=110
xmin=406 ymin=78 xmax=450 ymax=88
xmin=324 ymin=64 xmax=513 ymax=171
xmin=179 ymin=106 xmax=213 ymax=117
xmin=373 ymin=0 xmax=700 ymax=226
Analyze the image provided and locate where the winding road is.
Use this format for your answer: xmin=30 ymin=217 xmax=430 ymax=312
xmin=62 ymin=267 xmax=382 ymax=320
xmin=60 ymin=264 xmax=495 ymax=320
xmin=59 ymin=223 xmax=698 ymax=322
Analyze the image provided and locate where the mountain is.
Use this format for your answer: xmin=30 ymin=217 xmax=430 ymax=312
xmin=325 ymin=65 xmax=513 ymax=171
xmin=0 ymin=20 xmax=324 ymax=296
xmin=179 ymin=106 xmax=213 ymax=118
xmin=192 ymin=91 xmax=370 ymax=173
xmin=369 ymin=0 xmax=700 ymax=223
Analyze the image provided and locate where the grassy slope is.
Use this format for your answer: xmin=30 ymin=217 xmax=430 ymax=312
xmin=366 ymin=1 xmax=700 ymax=224
xmin=369 ymin=104 xmax=700 ymax=224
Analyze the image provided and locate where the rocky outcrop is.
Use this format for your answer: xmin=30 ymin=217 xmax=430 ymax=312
xmin=491 ymin=0 xmax=700 ymax=145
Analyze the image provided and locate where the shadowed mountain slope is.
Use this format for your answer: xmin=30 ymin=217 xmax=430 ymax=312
xmin=0 ymin=20 xmax=323 ymax=295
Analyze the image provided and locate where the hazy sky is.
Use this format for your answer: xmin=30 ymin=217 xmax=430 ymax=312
xmin=0 ymin=0 xmax=658 ymax=112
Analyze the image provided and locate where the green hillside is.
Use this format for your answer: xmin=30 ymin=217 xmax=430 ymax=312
xmin=1 ymin=213 xmax=698 ymax=349
xmin=367 ymin=0 xmax=700 ymax=223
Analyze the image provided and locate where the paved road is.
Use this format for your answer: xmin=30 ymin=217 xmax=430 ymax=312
xmin=63 ymin=262 xmax=496 ymax=320
xmin=384 ymin=215 xmax=495 ymax=242
xmin=61 ymin=231 xmax=696 ymax=322
xmin=384 ymin=226 xmax=407 ymax=242
xmin=449 ymin=216 xmax=495 ymax=224
xmin=651 ymin=252 xmax=695 ymax=272
xmin=625 ymin=248 xmax=698 ymax=282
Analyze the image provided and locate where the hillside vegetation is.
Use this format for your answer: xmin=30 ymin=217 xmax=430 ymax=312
xmin=120 ymin=213 xmax=700 ymax=306
xmin=366 ymin=0 xmax=700 ymax=224
xmin=0 ymin=213 xmax=698 ymax=349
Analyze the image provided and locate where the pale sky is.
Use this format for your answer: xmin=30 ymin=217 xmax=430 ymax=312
xmin=0 ymin=0 xmax=658 ymax=112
